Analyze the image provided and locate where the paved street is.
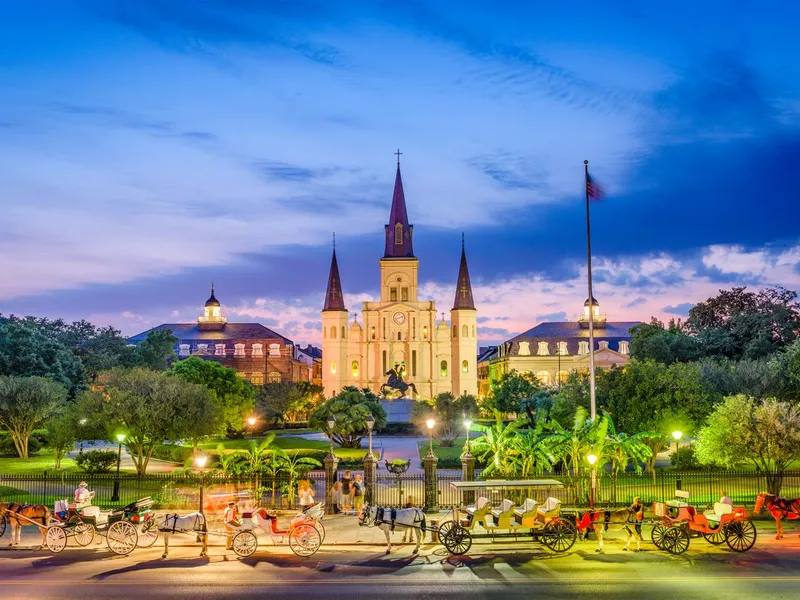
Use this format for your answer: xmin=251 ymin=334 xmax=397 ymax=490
xmin=2 ymin=516 xmax=800 ymax=599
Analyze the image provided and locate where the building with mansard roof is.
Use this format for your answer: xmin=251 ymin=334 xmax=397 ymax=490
xmin=482 ymin=297 xmax=640 ymax=393
xmin=321 ymin=160 xmax=478 ymax=399
xmin=128 ymin=286 xmax=311 ymax=384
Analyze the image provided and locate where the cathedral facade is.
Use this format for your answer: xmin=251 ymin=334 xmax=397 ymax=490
xmin=321 ymin=162 xmax=478 ymax=400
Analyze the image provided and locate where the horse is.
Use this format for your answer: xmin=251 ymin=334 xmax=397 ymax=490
xmin=0 ymin=502 xmax=50 ymax=547
xmin=755 ymin=493 xmax=800 ymax=540
xmin=157 ymin=513 xmax=208 ymax=558
xmin=358 ymin=503 xmax=426 ymax=555
xmin=576 ymin=508 xmax=643 ymax=552
xmin=380 ymin=380 xmax=418 ymax=399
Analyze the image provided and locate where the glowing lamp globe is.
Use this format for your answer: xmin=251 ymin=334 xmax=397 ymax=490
xmin=464 ymin=419 xmax=473 ymax=431
xmin=116 ymin=433 xmax=126 ymax=443
xmin=195 ymin=454 xmax=208 ymax=469
xmin=247 ymin=416 xmax=257 ymax=427
xmin=426 ymin=418 xmax=435 ymax=431
xmin=366 ymin=414 xmax=375 ymax=432
xmin=672 ymin=431 xmax=682 ymax=441
xmin=587 ymin=453 xmax=598 ymax=466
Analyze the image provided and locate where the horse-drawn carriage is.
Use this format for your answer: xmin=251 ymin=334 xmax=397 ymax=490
xmin=650 ymin=490 xmax=757 ymax=554
xmin=229 ymin=502 xmax=325 ymax=557
xmin=43 ymin=496 xmax=154 ymax=555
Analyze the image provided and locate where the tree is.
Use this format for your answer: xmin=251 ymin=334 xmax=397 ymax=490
xmin=695 ymin=395 xmax=800 ymax=495
xmin=0 ymin=375 xmax=67 ymax=458
xmin=471 ymin=417 xmax=526 ymax=478
xmin=309 ymin=387 xmax=386 ymax=449
xmin=172 ymin=379 xmax=222 ymax=450
xmin=270 ymin=448 xmax=322 ymax=505
xmin=76 ymin=367 xmax=215 ymax=474
xmin=506 ymin=417 xmax=553 ymax=477
xmin=0 ymin=321 xmax=86 ymax=396
xmin=133 ymin=329 xmax=178 ymax=371
xmin=45 ymin=409 xmax=80 ymax=469
xmin=412 ymin=392 xmax=478 ymax=447
xmin=629 ymin=318 xmax=700 ymax=364
xmin=170 ymin=356 xmax=255 ymax=435
xmin=488 ymin=371 xmax=542 ymax=416
xmin=256 ymin=381 xmax=323 ymax=424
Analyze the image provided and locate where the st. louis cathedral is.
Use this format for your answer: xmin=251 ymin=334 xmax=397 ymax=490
xmin=321 ymin=160 xmax=478 ymax=400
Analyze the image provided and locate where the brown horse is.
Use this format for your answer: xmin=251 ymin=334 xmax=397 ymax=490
xmin=576 ymin=508 xmax=642 ymax=552
xmin=754 ymin=493 xmax=800 ymax=540
xmin=0 ymin=502 xmax=50 ymax=547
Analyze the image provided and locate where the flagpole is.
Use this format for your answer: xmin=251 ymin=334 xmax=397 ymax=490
xmin=584 ymin=159 xmax=596 ymax=421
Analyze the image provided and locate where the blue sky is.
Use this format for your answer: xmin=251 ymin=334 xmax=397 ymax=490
xmin=2 ymin=1 xmax=800 ymax=345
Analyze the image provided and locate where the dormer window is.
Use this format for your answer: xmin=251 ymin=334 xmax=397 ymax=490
xmin=578 ymin=341 xmax=589 ymax=355
xmin=197 ymin=344 xmax=208 ymax=354
xmin=179 ymin=344 xmax=190 ymax=357
xmin=557 ymin=341 xmax=568 ymax=356
xmin=598 ymin=341 xmax=609 ymax=350
xmin=518 ymin=341 xmax=530 ymax=356
xmin=394 ymin=223 xmax=403 ymax=245
xmin=619 ymin=341 xmax=629 ymax=355
xmin=215 ymin=343 xmax=225 ymax=356
xmin=252 ymin=344 xmax=263 ymax=357
xmin=269 ymin=343 xmax=281 ymax=357
xmin=234 ymin=343 xmax=245 ymax=357
xmin=537 ymin=341 xmax=550 ymax=356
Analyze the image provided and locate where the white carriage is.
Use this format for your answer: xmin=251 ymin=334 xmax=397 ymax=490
xmin=230 ymin=503 xmax=325 ymax=558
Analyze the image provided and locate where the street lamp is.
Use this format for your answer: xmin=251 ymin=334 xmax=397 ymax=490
xmin=326 ymin=415 xmax=336 ymax=456
xmin=672 ymin=430 xmax=682 ymax=467
xmin=247 ymin=415 xmax=257 ymax=438
xmin=78 ymin=418 xmax=87 ymax=455
xmin=587 ymin=452 xmax=598 ymax=510
xmin=426 ymin=418 xmax=435 ymax=456
xmin=365 ymin=414 xmax=375 ymax=458
xmin=111 ymin=433 xmax=125 ymax=502
xmin=195 ymin=453 xmax=208 ymax=514
xmin=464 ymin=418 xmax=473 ymax=455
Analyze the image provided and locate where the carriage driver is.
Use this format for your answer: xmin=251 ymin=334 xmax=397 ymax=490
xmin=224 ymin=502 xmax=242 ymax=550
xmin=73 ymin=481 xmax=94 ymax=507
xmin=629 ymin=496 xmax=644 ymax=540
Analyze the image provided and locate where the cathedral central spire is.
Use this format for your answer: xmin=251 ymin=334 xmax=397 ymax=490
xmin=384 ymin=158 xmax=414 ymax=259
xmin=453 ymin=234 xmax=475 ymax=310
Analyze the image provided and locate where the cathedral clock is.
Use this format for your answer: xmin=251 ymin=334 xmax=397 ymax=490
xmin=392 ymin=312 xmax=406 ymax=325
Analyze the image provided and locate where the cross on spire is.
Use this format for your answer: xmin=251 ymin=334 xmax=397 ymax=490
xmin=394 ymin=148 xmax=403 ymax=165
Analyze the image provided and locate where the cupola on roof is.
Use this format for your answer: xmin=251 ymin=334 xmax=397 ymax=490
xmin=205 ymin=284 xmax=220 ymax=307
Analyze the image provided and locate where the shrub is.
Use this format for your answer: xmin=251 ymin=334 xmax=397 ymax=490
xmin=75 ymin=449 xmax=118 ymax=473
xmin=378 ymin=423 xmax=417 ymax=436
xmin=150 ymin=443 xmax=194 ymax=464
xmin=670 ymin=445 xmax=702 ymax=470
xmin=0 ymin=434 xmax=41 ymax=457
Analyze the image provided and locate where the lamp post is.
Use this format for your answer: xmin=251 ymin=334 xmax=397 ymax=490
xmin=195 ymin=453 xmax=208 ymax=514
xmin=365 ymin=414 xmax=375 ymax=458
xmin=247 ymin=416 xmax=257 ymax=438
xmin=327 ymin=415 xmax=336 ymax=456
xmin=426 ymin=418 xmax=435 ymax=456
xmin=464 ymin=418 xmax=473 ymax=456
xmin=111 ymin=433 xmax=125 ymax=502
xmin=78 ymin=418 xmax=87 ymax=455
xmin=672 ymin=430 xmax=682 ymax=468
xmin=324 ymin=415 xmax=338 ymax=511
xmin=587 ymin=452 xmax=598 ymax=510
xmin=423 ymin=418 xmax=438 ymax=513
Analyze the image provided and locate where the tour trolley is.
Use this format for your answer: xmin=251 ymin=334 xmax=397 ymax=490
xmin=650 ymin=490 xmax=757 ymax=555
xmin=44 ymin=497 xmax=155 ymax=555
xmin=436 ymin=479 xmax=578 ymax=555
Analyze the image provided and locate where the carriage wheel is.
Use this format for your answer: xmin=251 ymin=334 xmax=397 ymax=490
xmin=441 ymin=524 xmax=472 ymax=555
xmin=232 ymin=531 xmax=258 ymax=557
xmin=651 ymin=524 xmax=668 ymax=550
xmin=0 ymin=516 xmax=6 ymax=538
xmin=702 ymin=527 xmax=727 ymax=545
xmin=313 ymin=520 xmax=326 ymax=544
xmin=106 ymin=521 xmax=138 ymax=555
xmin=289 ymin=524 xmax=322 ymax=557
xmin=137 ymin=518 xmax=159 ymax=548
xmin=437 ymin=520 xmax=456 ymax=544
xmin=663 ymin=526 xmax=690 ymax=555
xmin=541 ymin=518 xmax=577 ymax=553
xmin=45 ymin=526 xmax=67 ymax=553
xmin=74 ymin=522 xmax=95 ymax=546
xmin=725 ymin=519 xmax=757 ymax=552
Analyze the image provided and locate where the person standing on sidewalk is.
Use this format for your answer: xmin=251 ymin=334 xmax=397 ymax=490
xmin=224 ymin=502 xmax=241 ymax=550
xmin=352 ymin=473 xmax=365 ymax=512
xmin=341 ymin=470 xmax=353 ymax=512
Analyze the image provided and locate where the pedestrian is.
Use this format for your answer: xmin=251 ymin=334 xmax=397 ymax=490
xmin=341 ymin=470 xmax=353 ymax=511
xmin=720 ymin=491 xmax=733 ymax=507
xmin=224 ymin=501 xmax=241 ymax=550
xmin=73 ymin=481 xmax=92 ymax=506
xmin=298 ymin=480 xmax=315 ymax=508
xmin=353 ymin=473 xmax=365 ymax=512
xmin=629 ymin=496 xmax=644 ymax=540
xmin=331 ymin=481 xmax=344 ymax=514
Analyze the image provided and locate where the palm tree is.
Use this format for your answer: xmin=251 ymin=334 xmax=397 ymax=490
xmin=274 ymin=449 xmax=322 ymax=506
xmin=471 ymin=416 xmax=525 ymax=478
xmin=233 ymin=433 xmax=278 ymax=498
xmin=507 ymin=420 xmax=553 ymax=478
xmin=604 ymin=418 xmax=652 ymax=503
xmin=214 ymin=443 xmax=239 ymax=476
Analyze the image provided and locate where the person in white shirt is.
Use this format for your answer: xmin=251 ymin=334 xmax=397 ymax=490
xmin=73 ymin=482 xmax=93 ymax=506
xmin=298 ymin=480 xmax=315 ymax=508
xmin=223 ymin=502 xmax=241 ymax=550
xmin=720 ymin=491 xmax=734 ymax=507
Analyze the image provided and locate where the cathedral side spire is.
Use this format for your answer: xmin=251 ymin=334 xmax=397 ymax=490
xmin=384 ymin=156 xmax=414 ymax=259
xmin=453 ymin=235 xmax=475 ymax=310
xmin=323 ymin=245 xmax=346 ymax=312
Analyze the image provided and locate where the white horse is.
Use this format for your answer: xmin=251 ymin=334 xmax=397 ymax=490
xmin=358 ymin=503 xmax=426 ymax=555
xmin=158 ymin=513 xmax=208 ymax=559
xmin=577 ymin=508 xmax=643 ymax=552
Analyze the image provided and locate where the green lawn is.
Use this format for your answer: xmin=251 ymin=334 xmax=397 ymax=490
xmin=198 ymin=436 xmax=367 ymax=460
xmin=417 ymin=438 xmax=468 ymax=460
xmin=0 ymin=449 xmax=139 ymax=475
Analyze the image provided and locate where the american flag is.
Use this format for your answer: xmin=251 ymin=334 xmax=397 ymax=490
xmin=586 ymin=173 xmax=604 ymax=200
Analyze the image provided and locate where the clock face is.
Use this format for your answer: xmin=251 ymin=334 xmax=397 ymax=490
xmin=393 ymin=312 xmax=406 ymax=325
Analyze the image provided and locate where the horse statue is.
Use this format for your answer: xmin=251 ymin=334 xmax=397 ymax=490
xmin=157 ymin=512 xmax=208 ymax=558
xmin=358 ymin=503 xmax=426 ymax=555
xmin=0 ymin=502 xmax=50 ymax=547
xmin=576 ymin=507 xmax=644 ymax=552
xmin=380 ymin=362 xmax=417 ymax=399
xmin=755 ymin=492 xmax=800 ymax=539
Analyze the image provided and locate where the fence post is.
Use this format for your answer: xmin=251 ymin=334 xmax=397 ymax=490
xmin=323 ymin=453 xmax=339 ymax=511
xmin=461 ymin=451 xmax=475 ymax=506
xmin=423 ymin=453 xmax=439 ymax=514
xmin=363 ymin=452 xmax=377 ymax=505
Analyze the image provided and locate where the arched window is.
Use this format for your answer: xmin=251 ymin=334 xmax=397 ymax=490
xmin=619 ymin=341 xmax=630 ymax=355
xmin=371 ymin=326 xmax=376 ymax=340
xmin=252 ymin=343 xmax=263 ymax=357
xmin=557 ymin=370 xmax=570 ymax=384
xmin=462 ymin=324 xmax=468 ymax=338
xmin=578 ymin=341 xmax=589 ymax=355
xmin=440 ymin=360 xmax=448 ymax=377
xmin=251 ymin=372 xmax=264 ymax=385
xmin=341 ymin=326 xmax=346 ymax=339
xmin=397 ymin=331 xmax=402 ymax=341
xmin=536 ymin=370 xmax=552 ymax=385
xmin=537 ymin=341 xmax=549 ymax=356
xmin=461 ymin=360 xmax=469 ymax=373
xmin=215 ymin=343 xmax=225 ymax=356
xmin=330 ymin=362 xmax=337 ymax=375
xmin=268 ymin=372 xmax=281 ymax=383
xmin=422 ymin=325 xmax=428 ymax=339
xmin=395 ymin=223 xmax=403 ymax=245
xmin=331 ymin=326 xmax=337 ymax=339
xmin=472 ymin=325 xmax=475 ymax=337
xmin=351 ymin=360 xmax=359 ymax=377
xmin=234 ymin=343 xmax=246 ymax=357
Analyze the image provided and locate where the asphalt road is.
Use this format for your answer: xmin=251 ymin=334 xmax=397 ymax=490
xmin=3 ymin=526 xmax=800 ymax=600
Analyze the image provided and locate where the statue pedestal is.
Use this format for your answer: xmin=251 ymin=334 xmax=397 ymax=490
xmin=380 ymin=399 xmax=413 ymax=423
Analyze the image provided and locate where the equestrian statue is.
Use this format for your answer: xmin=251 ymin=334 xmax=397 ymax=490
xmin=380 ymin=362 xmax=417 ymax=399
